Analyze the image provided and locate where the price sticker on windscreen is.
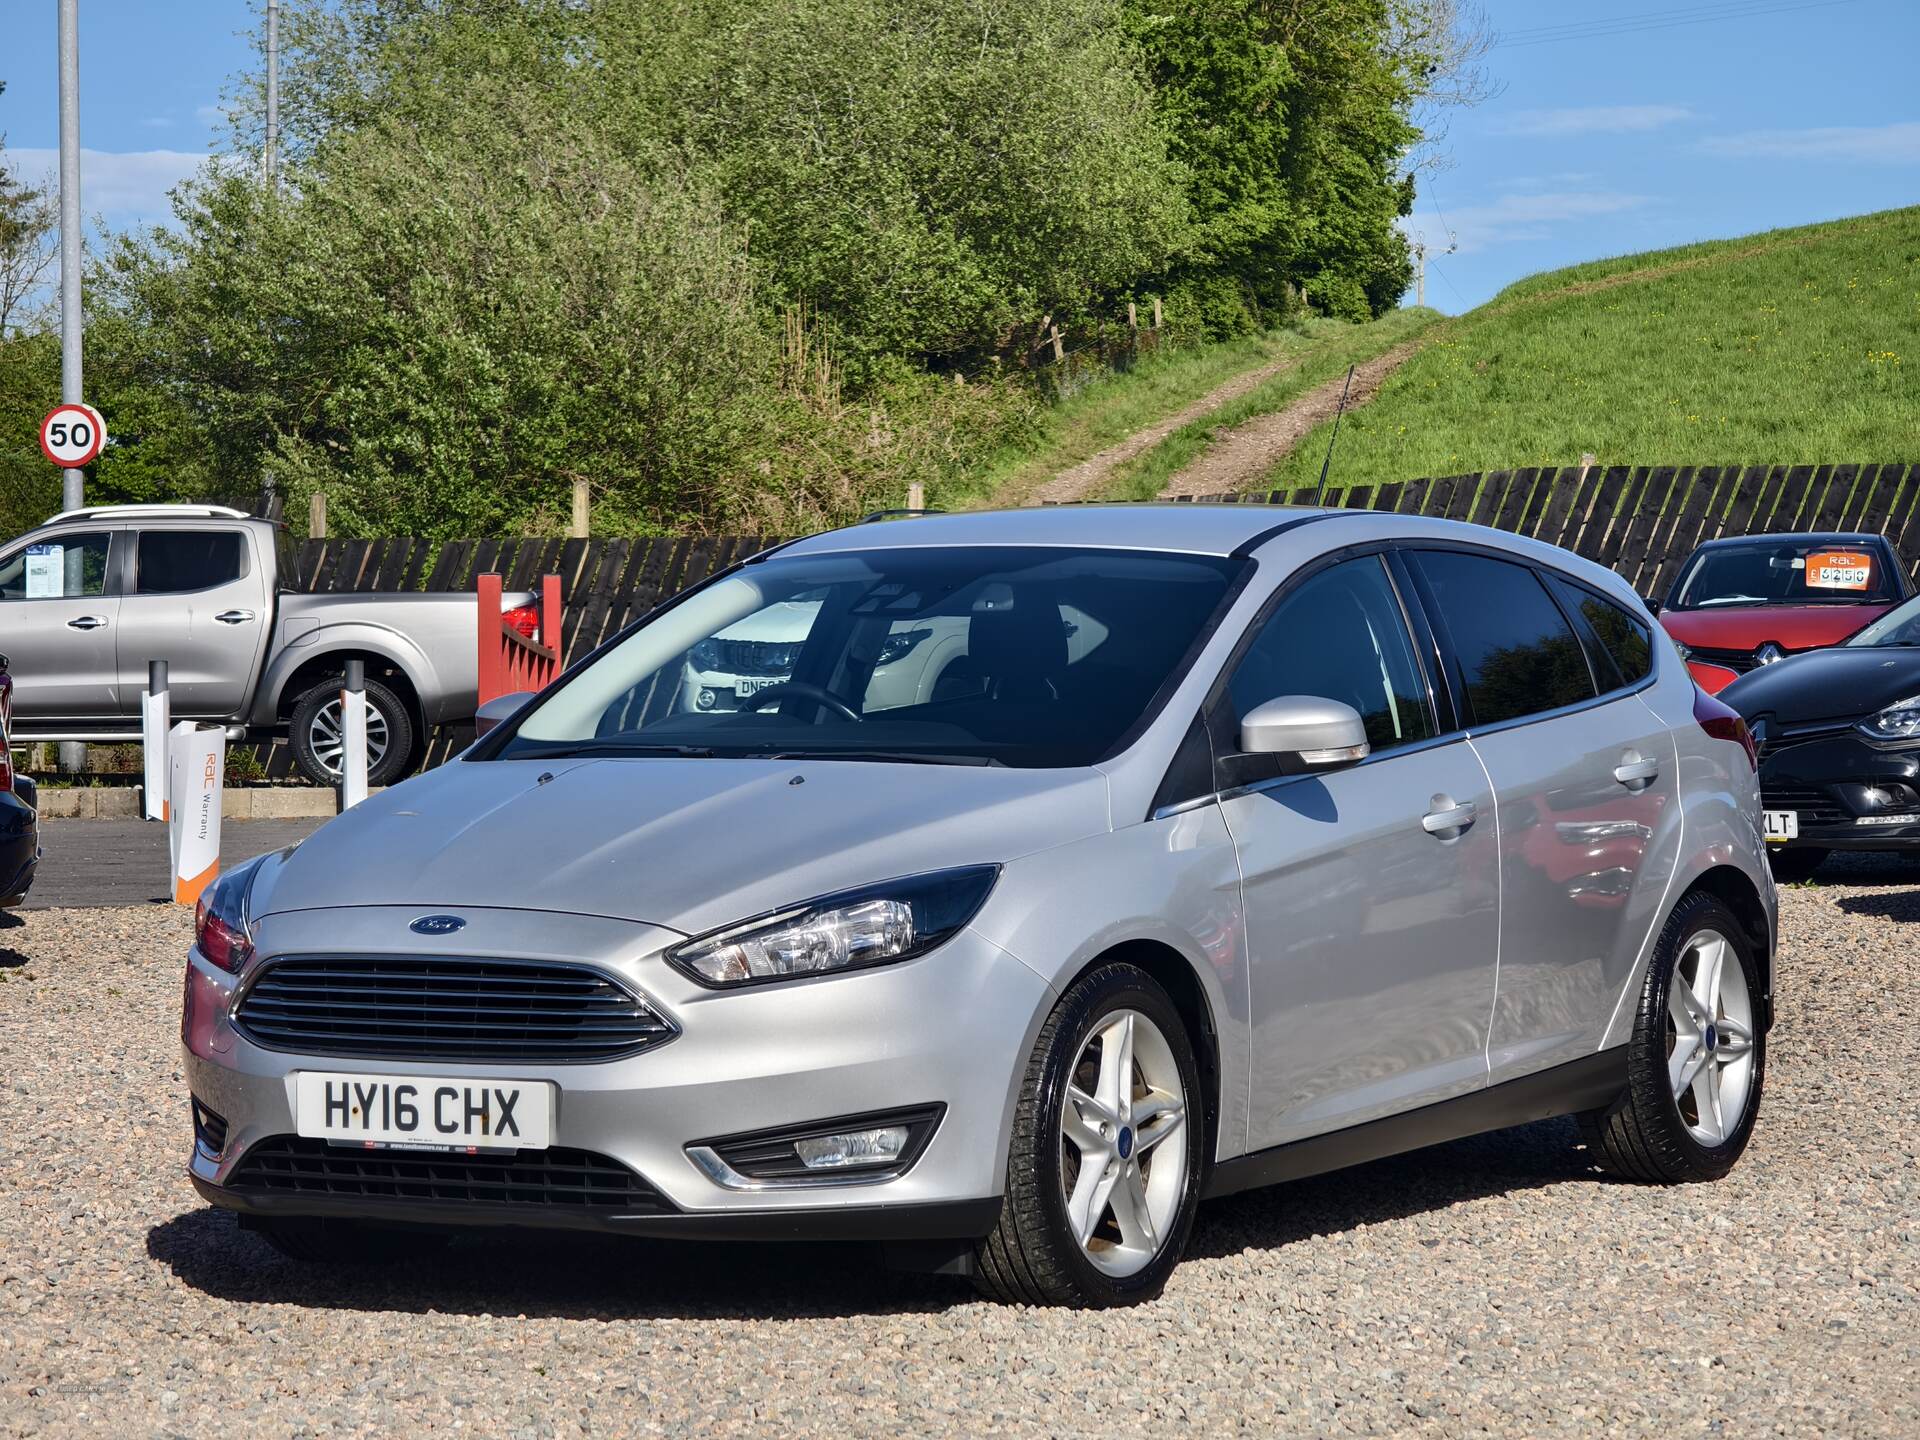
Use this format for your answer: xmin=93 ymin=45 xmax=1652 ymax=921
xmin=1805 ymin=549 xmax=1874 ymax=591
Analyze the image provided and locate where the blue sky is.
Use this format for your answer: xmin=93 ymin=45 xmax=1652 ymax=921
xmin=1 ymin=0 xmax=1916 ymax=312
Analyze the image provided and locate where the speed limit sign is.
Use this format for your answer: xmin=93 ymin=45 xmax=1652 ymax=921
xmin=39 ymin=403 xmax=107 ymax=468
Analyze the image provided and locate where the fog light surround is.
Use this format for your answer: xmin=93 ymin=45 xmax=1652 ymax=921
xmin=687 ymin=1104 xmax=945 ymax=1189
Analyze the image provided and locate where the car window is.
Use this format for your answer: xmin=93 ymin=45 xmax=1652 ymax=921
xmin=1669 ymin=538 xmax=1899 ymax=608
xmin=1414 ymin=550 xmax=1596 ymax=726
xmin=0 ymin=532 xmax=111 ymax=600
xmin=1226 ymin=556 xmax=1435 ymax=753
xmin=135 ymin=531 xmax=247 ymax=594
xmin=1546 ymin=575 xmax=1653 ymax=690
xmin=504 ymin=546 xmax=1244 ymax=769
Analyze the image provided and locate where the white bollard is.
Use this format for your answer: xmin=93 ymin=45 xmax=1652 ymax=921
xmin=338 ymin=658 xmax=369 ymax=812
xmin=168 ymin=721 xmax=225 ymax=906
xmin=141 ymin=660 xmax=170 ymax=821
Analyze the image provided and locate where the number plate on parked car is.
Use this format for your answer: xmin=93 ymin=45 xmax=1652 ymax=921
xmin=1762 ymin=810 xmax=1799 ymax=842
xmin=294 ymin=1072 xmax=553 ymax=1149
xmin=733 ymin=676 xmax=775 ymax=697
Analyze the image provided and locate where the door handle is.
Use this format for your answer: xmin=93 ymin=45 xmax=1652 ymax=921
xmin=1613 ymin=756 xmax=1660 ymax=788
xmin=66 ymin=615 xmax=107 ymax=631
xmin=214 ymin=609 xmax=256 ymax=625
xmin=1421 ymin=799 xmax=1477 ymax=835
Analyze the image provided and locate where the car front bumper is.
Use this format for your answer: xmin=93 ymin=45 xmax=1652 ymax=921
xmin=183 ymin=905 xmax=1051 ymax=1240
xmin=0 ymin=784 xmax=38 ymax=906
xmin=1759 ymin=731 xmax=1920 ymax=850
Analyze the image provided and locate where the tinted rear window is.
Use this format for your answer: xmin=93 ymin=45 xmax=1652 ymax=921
xmin=136 ymin=531 xmax=246 ymax=594
xmin=1549 ymin=578 xmax=1652 ymax=689
xmin=1414 ymin=551 xmax=1596 ymax=726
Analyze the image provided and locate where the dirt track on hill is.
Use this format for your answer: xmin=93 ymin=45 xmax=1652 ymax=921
xmin=1024 ymin=351 xmax=1309 ymax=506
xmin=1159 ymin=340 xmax=1425 ymax=499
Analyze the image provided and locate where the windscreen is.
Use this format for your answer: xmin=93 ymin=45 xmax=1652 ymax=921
xmin=1670 ymin=539 xmax=1898 ymax=609
xmin=495 ymin=546 xmax=1243 ymax=768
xmin=1846 ymin=593 xmax=1920 ymax=647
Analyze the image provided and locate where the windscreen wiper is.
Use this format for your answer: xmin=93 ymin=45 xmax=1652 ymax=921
xmin=769 ymin=750 xmax=1002 ymax=767
xmin=505 ymin=740 xmax=720 ymax=760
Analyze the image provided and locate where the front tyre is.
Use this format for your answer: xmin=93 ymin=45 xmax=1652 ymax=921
xmin=289 ymin=675 xmax=416 ymax=788
xmin=974 ymin=963 xmax=1204 ymax=1307
xmin=1584 ymin=891 xmax=1765 ymax=1183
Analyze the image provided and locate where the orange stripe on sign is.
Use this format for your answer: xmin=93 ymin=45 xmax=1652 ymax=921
xmin=174 ymin=858 xmax=219 ymax=907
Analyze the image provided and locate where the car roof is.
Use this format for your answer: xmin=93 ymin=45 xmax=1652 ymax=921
xmin=1694 ymin=531 xmax=1887 ymax=548
xmin=780 ymin=504 xmax=1340 ymax=559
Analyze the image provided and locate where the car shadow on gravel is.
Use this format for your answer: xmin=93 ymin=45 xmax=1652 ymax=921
xmin=147 ymin=1205 xmax=972 ymax=1319
xmin=0 ymin=910 xmax=26 ymax=967
xmin=1187 ymin=1116 xmax=1599 ymax=1262
xmin=148 ymin=1119 xmax=1606 ymax=1318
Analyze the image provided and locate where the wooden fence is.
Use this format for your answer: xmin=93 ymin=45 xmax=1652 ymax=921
xmin=262 ymin=461 xmax=1920 ymax=777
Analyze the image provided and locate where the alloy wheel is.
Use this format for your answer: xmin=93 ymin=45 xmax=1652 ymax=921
xmin=1665 ymin=927 xmax=1756 ymax=1146
xmin=308 ymin=697 xmax=391 ymax=780
xmin=1058 ymin=1009 xmax=1189 ymax=1278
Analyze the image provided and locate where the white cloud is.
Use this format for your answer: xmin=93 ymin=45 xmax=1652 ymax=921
xmin=1492 ymin=105 xmax=1694 ymax=138
xmin=1698 ymin=120 xmax=1920 ymax=163
xmin=0 ymin=147 xmax=206 ymax=225
xmin=1405 ymin=190 xmax=1649 ymax=254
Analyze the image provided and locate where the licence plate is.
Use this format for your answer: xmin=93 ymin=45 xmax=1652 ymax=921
xmin=294 ymin=1072 xmax=553 ymax=1150
xmin=733 ymin=675 xmax=777 ymax=697
xmin=1762 ymin=810 xmax=1799 ymax=842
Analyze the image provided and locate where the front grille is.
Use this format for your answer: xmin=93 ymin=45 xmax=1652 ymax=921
xmin=1686 ymin=646 xmax=1760 ymax=674
xmin=227 ymin=1136 xmax=671 ymax=1211
xmin=695 ymin=638 xmax=801 ymax=676
xmin=1761 ymin=785 xmax=1851 ymax=828
xmin=1757 ymin=720 xmax=1855 ymax=763
xmin=233 ymin=956 xmax=676 ymax=1063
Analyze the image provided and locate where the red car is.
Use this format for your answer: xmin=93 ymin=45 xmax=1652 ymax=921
xmin=1657 ymin=532 xmax=1912 ymax=694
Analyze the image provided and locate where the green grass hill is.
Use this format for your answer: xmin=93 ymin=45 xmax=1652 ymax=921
xmin=1264 ymin=206 xmax=1920 ymax=492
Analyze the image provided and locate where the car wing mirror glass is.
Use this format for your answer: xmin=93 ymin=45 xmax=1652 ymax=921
xmin=474 ymin=690 xmax=536 ymax=739
xmin=1239 ymin=695 xmax=1370 ymax=771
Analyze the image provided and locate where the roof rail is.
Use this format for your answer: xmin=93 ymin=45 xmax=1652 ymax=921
xmin=857 ymin=507 xmax=946 ymax=524
xmin=41 ymin=503 xmax=252 ymax=526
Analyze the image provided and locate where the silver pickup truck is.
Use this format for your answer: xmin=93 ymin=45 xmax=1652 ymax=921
xmin=1 ymin=504 xmax=534 ymax=786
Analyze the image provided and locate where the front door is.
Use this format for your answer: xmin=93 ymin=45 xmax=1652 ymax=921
xmin=1217 ymin=554 xmax=1500 ymax=1152
xmin=0 ymin=530 xmax=121 ymax=720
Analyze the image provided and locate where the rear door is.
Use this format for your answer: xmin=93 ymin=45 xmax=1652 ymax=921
xmin=116 ymin=527 xmax=271 ymax=718
xmin=0 ymin=529 xmax=121 ymax=720
xmin=1407 ymin=548 xmax=1678 ymax=1083
xmin=1218 ymin=552 xmax=1500 ymax=1151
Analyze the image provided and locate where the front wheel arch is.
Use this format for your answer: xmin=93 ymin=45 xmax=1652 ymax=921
xmin=1057 ymin=939 xmax=1221 ymax=1173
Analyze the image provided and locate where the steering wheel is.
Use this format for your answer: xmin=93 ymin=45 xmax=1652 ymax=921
xmin=744 ymin=681 xmax=863 ymax=722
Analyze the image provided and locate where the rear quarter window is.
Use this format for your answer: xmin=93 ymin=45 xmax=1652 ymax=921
xmin=1413 ymin=550 xmax=1597 ymax=726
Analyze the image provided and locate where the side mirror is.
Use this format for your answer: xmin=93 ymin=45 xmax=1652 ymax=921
xmin=474 ymin=690 xmax=535 ymax=739
xmin=1240 ymin=695 xmax=1370 ymax=771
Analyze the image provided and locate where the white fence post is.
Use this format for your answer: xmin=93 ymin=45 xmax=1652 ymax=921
xmin=141 ymin=660 xmax=169 ymax=821
xmin=168 ymin=722 xmax=224 ymax=905
xmin=338 ymin=658 xmax=369 ymax=812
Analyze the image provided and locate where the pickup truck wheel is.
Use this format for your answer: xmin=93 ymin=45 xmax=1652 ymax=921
xmin=290 ymin=676 xmax=416 ymax=788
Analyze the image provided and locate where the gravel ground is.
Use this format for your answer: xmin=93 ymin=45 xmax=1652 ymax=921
xmin=2 ymin=859 xmax=1916 ymax=1438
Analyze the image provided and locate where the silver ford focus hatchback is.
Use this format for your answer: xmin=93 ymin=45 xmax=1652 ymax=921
xmin=184 ymin=505 xmax=1776 ymax=1307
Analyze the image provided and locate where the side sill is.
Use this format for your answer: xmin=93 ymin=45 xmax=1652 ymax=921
xmin=1203 ymin=1047 xmax=1628 ymax=1201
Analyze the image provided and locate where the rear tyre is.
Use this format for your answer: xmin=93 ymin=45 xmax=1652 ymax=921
xmin=251 ymin=1216 xmax=447 ymax=1265
xmin=289 ymin=675 xmax=416 ymax=788
xmin=1583 ymin=891 xmax=1765 ymax=1184
xmin=973 ymin=963 xmax=1205 ymax=1307
xmin=1766 ymin=847 xmax=1827 ymax=884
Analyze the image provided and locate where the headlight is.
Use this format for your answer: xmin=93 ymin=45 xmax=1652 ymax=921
xmin=1861 ymin=693 xmax=1920 ymax=740
xmin=195 ymin=854 xmax=266 ymax=974
xmin=667 ymin=865 xmax=999 ymax=988
xmin=874 ymin=627 xmax=933 ymax=667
